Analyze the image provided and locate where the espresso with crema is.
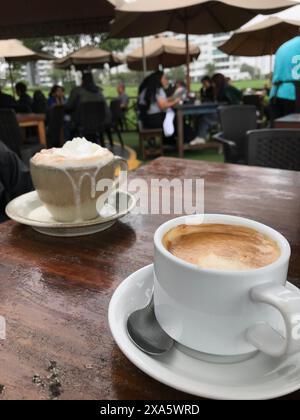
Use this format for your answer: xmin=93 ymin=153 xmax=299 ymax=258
xmin=163 ymin=224 xmax=281 ymax=271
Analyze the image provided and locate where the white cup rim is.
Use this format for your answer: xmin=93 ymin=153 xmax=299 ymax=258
xmin=154 ymin=214 xmax=291 ymax=277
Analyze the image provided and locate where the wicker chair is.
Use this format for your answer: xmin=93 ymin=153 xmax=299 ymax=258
xmin=247 ymin=129 xmax=300 ymax=171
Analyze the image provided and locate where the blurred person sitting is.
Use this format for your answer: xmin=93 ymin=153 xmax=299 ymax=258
xmin=200 ymin=76 xmax=214 ymax=103
xmin=0 ymin=87 xmax=16 ymax=110
xmin=117 ymin=82 xmax=129 ymax=111
xmin=32 ymin=90 xmax=48 ymax=114
xmin=270 ymin=35 xmax=300 ymax=119
xmin=191 ymin=73 xmax=242 ymax=146
xmin=15 ymin=82 xmax=33 ymax=113
xmin=173 ymin=80 xmax=187 ymax=102
xmin=0 ymin=140 xmax=33 ymax=222
xmin=116 ymin=82 xmax=129 ymax=131
xmin=138 ymin=71 xmax=180 ymax=132
xmin=48 ymin=85 xmax=66 ymax=107
xmin=212 ymin=73 xmax=242 ymax=105
xmin=165 ymin=81 xmax=175 ymax=97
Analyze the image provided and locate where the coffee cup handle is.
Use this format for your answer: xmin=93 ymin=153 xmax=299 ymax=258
xmin=246 ymin=283 xmax=300 ymax=357
xmin=112 ymin=156 xmax=128 ymax=190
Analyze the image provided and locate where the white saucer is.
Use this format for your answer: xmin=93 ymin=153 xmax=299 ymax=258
xmin=109 ymin=264 xmax=300 ymax=400
xmin=6 ymin=190 xmax=135 ymax=237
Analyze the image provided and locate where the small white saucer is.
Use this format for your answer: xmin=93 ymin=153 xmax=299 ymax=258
xmin=109 ymin=264 xmax=300 ymax=400
xmin=6 ymin=190 xmax=135 ymax=237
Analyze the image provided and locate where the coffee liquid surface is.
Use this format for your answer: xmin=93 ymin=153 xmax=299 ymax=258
xmin=163 ymin=224 xmax=281 ymax=271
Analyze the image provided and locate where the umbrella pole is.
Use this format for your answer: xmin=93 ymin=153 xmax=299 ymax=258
xmin=9 ymin=63 xmax=15 ymax=98
xmin=142 ymin=37 xmax=147 ymax=77
xmin=185 ymin=21 xmax=190 ymax=93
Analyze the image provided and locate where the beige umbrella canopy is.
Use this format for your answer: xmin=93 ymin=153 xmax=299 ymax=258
xmin=0 ymin=0 xmax=115 ymax=39
xmin=127 ymin=36 xmax=200 ymax=71
xmin=219 ymin=16 xmax=300 ymax=57
xmin=110 ymin=0 xmax=296 ymax=38
xmin=0 ymin=39 xmax=53 ymax=62
xmin=55 ymin=45 xmax=124 ymax=70
xmin=0 ymin=39 xmax=54 ymax=94
xmin=110 ymin=0 xmax=295 ymax=88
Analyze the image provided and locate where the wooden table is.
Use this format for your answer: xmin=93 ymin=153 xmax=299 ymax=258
xmin=176 ymin=103 xmax=220 ymax=158
xmin=0 ymin=157 xmax=300 ymax=400
xmin=16 ymin=113 xmax=47 ymax=146
xmin=274 ymin=113 xmax=300 ymax=129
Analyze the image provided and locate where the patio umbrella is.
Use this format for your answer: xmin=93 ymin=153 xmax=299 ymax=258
xmin=0 ymin=0 xmax=116 ymax=39
xmin=0 ymin=39 xmax=54 ymax=94
xmin=126 ymin=36 xmax=200 ymax=71
xmin=219 ymin=14 xmax=300 ymax=71
xmin=55 ymin=45 xmax=124 ymax=71
xmin=110 ymin=0 xmax=296 ymax=89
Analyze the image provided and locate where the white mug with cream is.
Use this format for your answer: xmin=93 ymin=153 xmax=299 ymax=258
xmin=30 ymin=138 xmax=127 ymax=222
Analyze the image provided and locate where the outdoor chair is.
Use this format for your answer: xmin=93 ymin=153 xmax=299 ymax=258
xmin=121 ymin=99 xmax=137 ymax=132
xmin=138 ymin=120 xmax=164 ymax=160
xmin=47 ymin=105 xmax=65 ymax=148
xmin=77 ymin=102 xmax=107 ymax=147
xmin=247 ymin=129 xmax=300 ymax=171
xmin=242 ymin=95 xmax=265 ymax=125
xmin=213 ymin=105 xmax=258 ymax=164
xmin=109 ymin=99 xmax=125 ymax=148
xmin=0 ymin=109 xmax=44 ymax=166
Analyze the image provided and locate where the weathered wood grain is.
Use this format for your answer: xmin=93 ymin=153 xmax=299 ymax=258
xmin=0 ymin=158 xmax=299 ymax=400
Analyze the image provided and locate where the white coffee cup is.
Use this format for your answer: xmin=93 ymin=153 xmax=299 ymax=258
xmin=154 ymin=214 xmax=300 ymax=360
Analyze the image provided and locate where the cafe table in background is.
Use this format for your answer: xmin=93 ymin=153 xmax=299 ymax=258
xmin=175 ymin=103 xmax=221 ymax=158
xmin=274 ymin=113 xmax=300 ymax=129
xmin=0 ymin=157 xmax=299 ymax=400
xmin=16 ymin=113 xmax=47 ymax=146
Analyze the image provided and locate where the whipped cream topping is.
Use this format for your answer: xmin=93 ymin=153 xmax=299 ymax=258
xmin=31 ymin=138 xmax=114 ymax=168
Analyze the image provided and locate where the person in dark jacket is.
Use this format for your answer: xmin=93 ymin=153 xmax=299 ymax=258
xmin=48 ymin=85 xmax=65 ymax=107
xmin=32 ymin=90 xmax=48 ymax=114
xmin=212 ymin=73 xmax=242 ymax=105
xmin=0 ymin=140 xmax=33 ymax=222
xmin=0 ymin=88 xmax=17 ymax=110
xmin=191 ymin=73 xmax=242 ymax=146
xmin=66 ymin=72 xmax=111 ymax=137
xmin=200 ymin=76 xmax=214 ymax=103
xmin=15 ymin=82 xmax=33 ymax=113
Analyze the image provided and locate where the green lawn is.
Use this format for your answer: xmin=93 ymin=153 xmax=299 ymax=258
xmin=122 ymin=132 xmax=224 ymax=164
xmin=103 ymin=79 xmax=268 ymax=98
xmin=4 ymin=79 xmax=267 ymax=99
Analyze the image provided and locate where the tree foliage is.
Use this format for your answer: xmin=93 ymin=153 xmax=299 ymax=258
xmin=240 ymin=63 xmax=261 ymax=80
xmin=204 ymin=63 xmax=216 ymax=77
xmin=23 ymin=35 xmax=129 ymax=55
xmin=166 ymin=66 xmax=185 ymax=81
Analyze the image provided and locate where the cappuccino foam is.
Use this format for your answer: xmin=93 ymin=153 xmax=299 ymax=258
xmin=32 ymin=137 xmax=114 ymax=168
xmin=163 ymin=224 xmax=281 ymax=271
